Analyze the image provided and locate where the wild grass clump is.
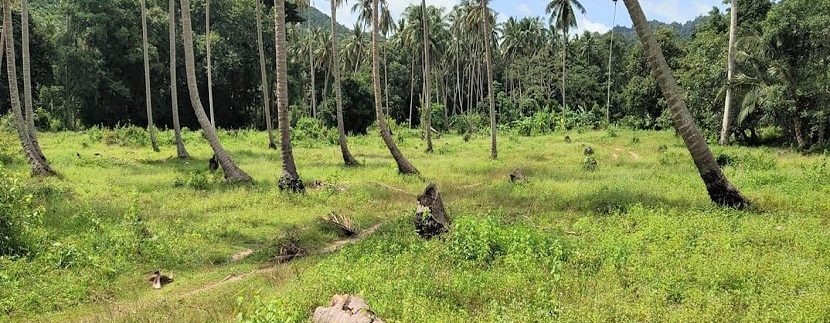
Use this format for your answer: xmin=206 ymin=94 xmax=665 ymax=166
xmin=0 ymin=167 xmax=44 ymax=258
xmin=291 ymin=118 xmax=338 ymax=147
xmin=0 ymin=132 xmax=22 ymax=166
xmin=174 ymin=171 xmax=223 ymax=190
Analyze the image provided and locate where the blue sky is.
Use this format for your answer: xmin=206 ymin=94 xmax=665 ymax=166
xmin=318 ymin=0 xmax=728 ymax=33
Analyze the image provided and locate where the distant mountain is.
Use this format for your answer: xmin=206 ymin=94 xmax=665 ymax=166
xmin=298 ymin=6 xmax=351 ymax=36
xmin=611 ymin=15 xmax=709 ymax=39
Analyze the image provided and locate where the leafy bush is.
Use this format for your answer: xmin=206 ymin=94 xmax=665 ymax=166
xmin=0 ymin=167 xmax=44 ymax=258
xmin=320 ymin=77 xmax=375 ymax=135
xmin=174 ymin=171 xmax=223 ymax=190
xmin=511 ymin=110 xmax=557 ymax=136
xmin=0 ymin=132 xmax=22 ymax=166
xmin=292 ymin=117 xmax=337 ymax=146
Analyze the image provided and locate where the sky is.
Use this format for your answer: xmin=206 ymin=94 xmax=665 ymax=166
xmin=315 ymin=0 xmax=728 ymax=34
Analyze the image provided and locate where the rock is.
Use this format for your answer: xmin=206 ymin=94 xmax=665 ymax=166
xmin=414 ymin=183 xmax=450 ymax=239
xmin=509 ymin=170 xmax=526 ymax=183
xmin=231 ymin=249 xmax=254 ymax=261
xmin=583 ymin=146 xmax=594 ymax=156
xmin=313 ymin=294 xmax=384 ymax=323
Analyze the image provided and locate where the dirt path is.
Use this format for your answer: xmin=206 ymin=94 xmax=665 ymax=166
xmin=67 ymin=223 xmax=383 ymax=322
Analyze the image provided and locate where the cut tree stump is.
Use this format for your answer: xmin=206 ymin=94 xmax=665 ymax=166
xmin=510 ymin=170 xmax=526 ymax=183
xmin=313 ymin=294 xmax=384 ymax=323
xmin=147 ymin=271 xmax=173 ymax=289
xmin=414 ymin=183 xmax=450 ymax=239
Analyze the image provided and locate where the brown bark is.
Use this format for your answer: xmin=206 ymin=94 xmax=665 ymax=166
xmin=720 ymin=0 xmax=738 ymax=145
xmin=482 ymin=0 xmax=497 ymax=159
xmin=3 ymin=0 xmax=54 ymax=176
xmin=274 ymin=0 xmax=304 ymax=192
xmin=21 ymin=0 xmax=44 ymax=159
xmin=179 ymin=0 xmax=251 ymax=183
xmin=373 ymin=0 xmax=418 ymax=174
xmin=140 ymin=0 xmax=160 ymax=152
xmin=169 ymin=0 xmax=189 ymax=159
xmin=623 ymin=0 xmax=748 ymax=208
xmin=330 ymin=0 xmax=359 ymax=166
xmin=255 ymin=0 xmax=277 ymax=149
xmin=421 ymin=0 xmax=433 ymax=153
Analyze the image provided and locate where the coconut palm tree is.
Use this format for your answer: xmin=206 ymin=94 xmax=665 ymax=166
xmin=343 ymin=23 xmax=367 ymax=72
xmin=546 ymin=0 xmax=585 ymax=120
xmin=719 ymin=0 xmax=738 ymax=145
xmin=481 ymin=0 xmax=496 ymax=159
xmin=169 ymin=0 xmax=189 ymax=158
xmin=205 ymin=0 xmax=215 ymax=125
xmin=352 ymin=0 xmax=393 ymax=116
xmin=21 ymin=0 xmax=43 ymax=157
xmin=255 ymin=0 xmax=277 ymax=149
xmin=140 ymin=0 xmax=160 ymax=152
xmin=622 ymin=0 xmax=748 ymax=208
xmin=3 ymin=0 xmax=54 ymax=176
xmin=179 ymin=0 xmax=251 ymax=182
xmin=372 ymin=0 xmax=419 ymax=174
xmin=329 ymin=0 xmax=360 ymax=166
xmin=274 ymin=0 xmax=304 ymax=191
xmin=420 ymin=0 xmax=433 ymax=153
xmin=295 ymin=0 xmax=317 ymax=118
xmin=606 ymin=0 xmax=619 ymax=127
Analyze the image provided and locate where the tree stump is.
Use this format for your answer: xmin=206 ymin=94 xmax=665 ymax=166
xmin=313 ymin=294 xmax=384 ymax=323
xmin=584 ymin=146 xmax=594 ymax=156
xmin=414 ymin=183 xmax=450 ymax=239
xmin=510 ymin=169 xmax=526 ymax=183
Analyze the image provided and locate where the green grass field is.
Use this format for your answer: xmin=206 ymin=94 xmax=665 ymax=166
xmin=2 ymin=127 xmax=830 ymax=322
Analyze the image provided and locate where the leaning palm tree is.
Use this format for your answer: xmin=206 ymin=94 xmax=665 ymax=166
xmin=3 ymin=0 xmax=54 ymax=176
xmin=622 ymin=0 xmax=748 ymax=208
xmin=140 ymin=0 xmax=160 ymax=152
xmin=329 ymin=0 xmax=360 ymax=166
xmin=372 ymin=0 xmax=419 ymax=174
xmin=719 ymin=0 xmax=738 ymax=145
xmin=546 ymin=0 xmax=585 ymax=121
xmin=274 ymin=0 xmax=304 ymax=191
xmin=21 ymin=0 xmax=43 ymax=157
xmin=420 ymin=0 xmax=433 ymax=153
xmin=205 ymin=0 xmax=216 ymax=125
xmin=481 ymin=0 xmax=496 ymax=159
xmin=295 ymin=0 xmax=317 ymax=118
xmin=169 ymin=0 xmax=189 ymax=158
xmin=255 ymin=0 xmax=277 ymax=149
xmin=179 ymin=0 xmax=251 ymax=182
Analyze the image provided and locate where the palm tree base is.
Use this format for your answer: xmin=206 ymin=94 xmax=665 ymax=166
xmin=269 ymin=142 xmax=278 ymax=150
xmin=278 ymin=173 xmax=305 ymax=193
xmin=701 ymin=171 xmax=750 ymax=209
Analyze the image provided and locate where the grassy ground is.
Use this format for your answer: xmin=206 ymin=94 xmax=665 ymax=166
xmin=2 ymin=126 xmax=830 ymax=322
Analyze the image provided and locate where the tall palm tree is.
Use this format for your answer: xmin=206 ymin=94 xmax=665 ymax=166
xmin=21 ymin=0 xmax=42 ymax=156
xmin=295 ymin=0 xmax=317 ymax=118
xmin=719 ymin=0 xmax=738 ymax=145
xmin=206 ymin=0 xmax=215 ymax=125
xmin=3 ymin=0 xmax=54 ymax=176
xmin=179 ymin=0 xmax=252 ymax=182
xmin=606 ymin=0 xmax=618 ymax=127
xmin=352 ymin=0 xmax=393 ymax=116
xmin=169 ymin=0 xmax=189 ymax=158
xmin=481 ymin=0 xmax=496 ymax=159
xmin=255 ymin=0 xmax=277 ymax=149
xmin=140 ymin=0 xmax=161 ymax=152
xmin=420 ymin=0 xmax=433 ymax=153
xmin=546 ymin=0 xmax=585 ymax=122
xmin=330 ymin=0 xmax=360 ymax=166
xmin=372 ymin=0 xmax=419 ymax=174
xmin=274 ymin=0 xmax=304 ymax=191
xmin=622 ymin=0 xmax=748 ymax=208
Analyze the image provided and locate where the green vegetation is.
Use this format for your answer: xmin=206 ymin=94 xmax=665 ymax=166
xmin=2 ymin=128 xmax=829 ymax=321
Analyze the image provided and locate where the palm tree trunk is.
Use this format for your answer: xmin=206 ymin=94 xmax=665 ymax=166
xmin=409 ymin=55 xmax=415 ymax=128
xmin=140 ymin=0 xmax=161 ymax=152
xmin=206 ymin=0 xmax=216 ymax=126
xmin=330 ymin=0 xmax=359 ymax=166
xmin=719 ymin=0 xmax=738 ymax=145
xmin=3 ymin=0 xmax=54 ymax=176
xmin=275 ymin=0 xmax=305 ymax=191
xmin=561 ymin=32 xmax=567 ymax=130
xmin=606 ymin=0 xmax=618 ymax=127
xmin=169 ymin=0 xmax=189 ymax=159
xmin=256 ymin=0 xmax=277 ymax=149
xmin=179 ymin=0 xmax=251 ymax=182
xmin=21 ymin=0 xmax=43 ymax=158
xmin=383 ymin=39 xmax=390 ymax=118
xmin=307 ymin=8 xmax=316 ymax=119
xmin=373 ymin=0 xmax=418 ymax=175
xmin=623 ymin=0 xmax=748 ymax=208
xmin=421 ymin=0 xmax=433 ymax=153
xmin=482 ymin=0 xmax=497 ymax=159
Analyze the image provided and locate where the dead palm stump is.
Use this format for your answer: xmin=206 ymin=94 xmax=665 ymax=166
xmin=313 ymin=294 xmax=384 ymax=323
xmin=414 ymin=183 xmax=450 ymax=238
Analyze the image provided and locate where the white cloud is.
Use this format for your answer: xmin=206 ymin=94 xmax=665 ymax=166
xmin=640 ymin=0 xmax=715 ymax=23
xmin=517 ymin=3 xmax=532 ymax=16
xmin=577 ymin=18 xmax=610 ymax=34
xmin=320 ymin=0 xmax=461 ymax=27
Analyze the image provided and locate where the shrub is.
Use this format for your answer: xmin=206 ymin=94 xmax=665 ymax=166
xmin=174 ymin=171 xmax=222 ymax=190
xmin=0 ymin=167 xmax=44 ymax=258
xmin=0 ymin=132 xmax=21 ymax=166
xmin=292 ymin=117 xmax=337 ymax=146
xmin=583 ymin=156 xmax=598 ymax=171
